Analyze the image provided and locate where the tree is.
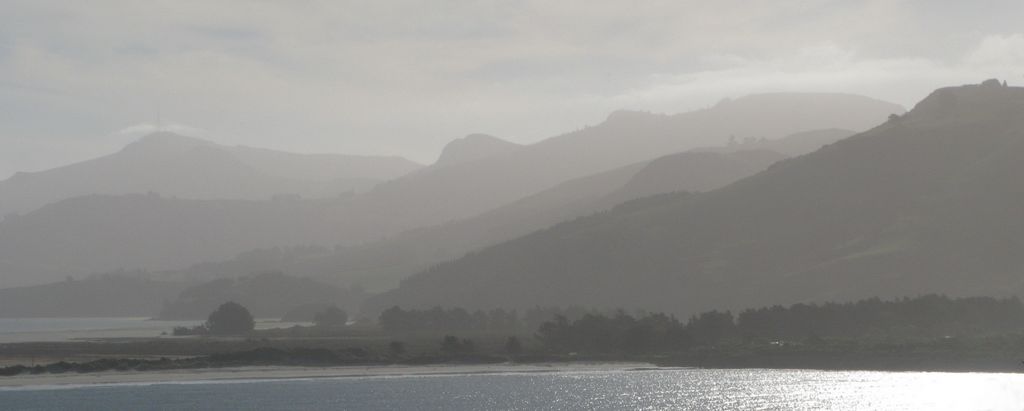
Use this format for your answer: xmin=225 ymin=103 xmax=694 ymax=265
xmin=460 ymin=338 xmax=476 ymax=353
xmin=440 ymin=335 xmax=474 ymax=354
xmin=205 ymin=301 xmax=254 ymax=335
xmin=686 ymin=310 xmax=736 ymax=346
xmin=379 ymin=306 xmax=410 ymax=333
xmin=440 ymin=335 xmax=462 ymax=354
xmin=313 ymin=305 xmax=348 ymax=328
xmin=536 ymin=315 xmax=573 ymax=351
xmin=388 ymin=341 xmax=406 ymax=357
xmin=504 ymin=336 xmax=523 ymax=355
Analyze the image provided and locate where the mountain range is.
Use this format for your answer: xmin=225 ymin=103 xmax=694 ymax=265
xmin=344 ymin=94 xmax=901 ymax=236
xmin=366 ymin=80 xmax=1024 ymax=316
xmin=0 ymin=133 xmax=422 ymax=218
xmin=0 ymin=274 xmax=187 ymax=318
xmin=0 ymin=93 xmax=899 ymax=291
xmin=164 ymin=129 xmax=852 ymax=292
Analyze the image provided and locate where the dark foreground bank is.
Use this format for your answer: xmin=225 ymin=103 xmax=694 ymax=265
xmin=4 ymin=335 xmax=1024 ymax=377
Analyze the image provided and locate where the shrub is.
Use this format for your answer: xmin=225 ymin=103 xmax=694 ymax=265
xmin=205 ymin=301 xmax=255 ymax=335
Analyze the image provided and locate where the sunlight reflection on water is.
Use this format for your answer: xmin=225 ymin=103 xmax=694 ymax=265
xmin=2 ymin=367 xmax=1023 ymax=410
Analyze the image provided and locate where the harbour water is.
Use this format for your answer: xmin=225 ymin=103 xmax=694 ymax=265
xmin=0 ymin=317 xmax=306 ymax=343
xmin=2 ymin=367 xmax=1022 ymax=410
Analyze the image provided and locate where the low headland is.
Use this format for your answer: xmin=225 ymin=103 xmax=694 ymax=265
xmin=3 ymin=294 xmax=1024 ymax=387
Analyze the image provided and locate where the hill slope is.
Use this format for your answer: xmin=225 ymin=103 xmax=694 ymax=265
xmin=157 ymin=272 xmax=362 ymax=320
xmin=0 ymin=194 xmax=349 ymax=287
xmin=340 ymin=94 xmax=901 ymax=237
xmin=167 ymin=149 xmax=786 ymax=292
xmin=167 ymin=129 xmax=846 ymax=293
xmin=367 ymin=81 xmax=1024 ymax=315
xmin=0 ymin=132 xmax=421 ymax=217
xmin=0 ymin=94 xmax=894 ymax=288
xmin=0 ymin=275 xmax=188 ymax=318
xmin=434 ymin=134 xmax=523 ymax=167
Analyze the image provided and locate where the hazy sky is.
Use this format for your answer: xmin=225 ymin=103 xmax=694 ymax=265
xmin=2 ymin=1 xmax=1023 ymax=178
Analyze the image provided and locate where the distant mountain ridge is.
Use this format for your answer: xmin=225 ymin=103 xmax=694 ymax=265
xmin=0 ymin=275 xmax=188 ymax=318
xmin=0 ymin=193 xmax=356 ymax=288
xmin=434 ymin=134 xmax=523 ymax=167
xmin=137 ymin=129 xmax=851 ymax=294
xmin=158 ymin=272 xmax=361 ymax=320
xmin=691 ymin=128 xmax=855 ymax=157
xmin=0 ymin=93 xmax=899 ymax=288
xmin=366 ymin=81 xmax=1024 ymax=316
xmin=0 ymin=132 xmax=422 ymax=217
xmin=339 ymin=93 xmax=902 ymax=239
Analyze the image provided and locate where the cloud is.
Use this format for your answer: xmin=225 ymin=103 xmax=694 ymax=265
xmin=966 ymin=34 xmax=1024 ymax=68
xmin=1 ymin=1 xmax=1024 ymax=178
xmin=114 ymin=123 xmax=211 ymax=138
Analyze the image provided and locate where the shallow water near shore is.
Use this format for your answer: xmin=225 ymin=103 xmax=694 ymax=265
xmin=2 ymin=367 xmax=1022 ymax=410
xmin=0 ymin=317 xmax=306 ymax=343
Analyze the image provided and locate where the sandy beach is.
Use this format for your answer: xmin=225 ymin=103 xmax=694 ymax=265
xmin=0 ymin=362 xmax=657 ymax=389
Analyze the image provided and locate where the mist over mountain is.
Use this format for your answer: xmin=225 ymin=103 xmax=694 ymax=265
xmin=0 ymin=269 xmax=358 ymax=319
xmin=0 ymin=132 xmax=422 ymax=218
xmin=691 ymin=128 xmax=856 ymax=157
xmin=335 ymin=94 xmax=901 ymax=240
xmin=157 ymin=272 xmax=362 ymax=320
xmin=153 ymin=129 xmax=849 ymax=294
xmin=601 ymin=149 xmax=787 ymax=207
xmin=0 ymin=194 xmax=348 ymax=287
xmin=0 ymin=95 xmax=894 ymax=289
xmin=434 ymin=134 xmax=523 ymax=167
xmin=0 ymin=274 xmax=188 ymax=318
xmin=367 ymin=81 xmax=1024 ymax=316
xmin=8 ymin=2 xmax=1024 ymax=404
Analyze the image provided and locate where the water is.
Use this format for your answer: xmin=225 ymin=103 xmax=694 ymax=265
xmin=0 ymin=318 xmax=309 ymax=343
xmin=2 ymin=368 xmax=1022 ymax=410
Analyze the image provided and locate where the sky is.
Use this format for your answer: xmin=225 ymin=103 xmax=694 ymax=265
xmin=1 ymin=0 xmax=1023 ymax=178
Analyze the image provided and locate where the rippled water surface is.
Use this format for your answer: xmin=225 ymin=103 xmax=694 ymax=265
xmin=3 ymin=368 xmax=1023 ymax=410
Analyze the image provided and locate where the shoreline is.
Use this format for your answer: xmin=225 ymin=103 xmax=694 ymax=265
xmin=5 ymin=361 xmax=1023 ymax=391
xmin=0 ymin=362 xmax=655 ymax=389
